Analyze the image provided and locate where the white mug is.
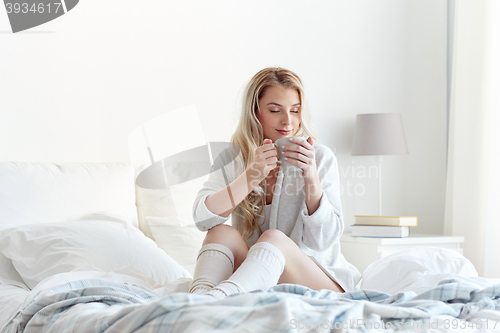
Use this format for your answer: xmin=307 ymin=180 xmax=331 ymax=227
xmin=273 ymin=137 xmax=304 ymax=174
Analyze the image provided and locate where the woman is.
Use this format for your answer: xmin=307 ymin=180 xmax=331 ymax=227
xmin=190 ymin=67 xmax=361 ymax=298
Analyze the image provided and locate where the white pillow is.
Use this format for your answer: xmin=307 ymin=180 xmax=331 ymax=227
xmin=135 ymin=173 xmax=211 ymax=235
xmin=0 ymin=251 xmax=26 ymax=289
xmin=146 ymin=216 xmax=206 ymax=276
xmin=361 ymin=247 xmax=478 ymax=294
xmin=0 ymin=162 xmax=138 ymax=230
xmin=0 ymin=214 xmax=190 ymax=289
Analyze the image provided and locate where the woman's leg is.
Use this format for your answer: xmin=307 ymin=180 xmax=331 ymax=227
xmin=194 ymin=227 xmax=343 ymax=298
xmin=188 ymin=224 xmax=248 ymax=294
xmin=202 ymin=224 xmax=249 ymax=271
xmin=258 ymin=229 xmax=344 ymax=292
xmin=205 ymin=240 xmax=285 ymax=298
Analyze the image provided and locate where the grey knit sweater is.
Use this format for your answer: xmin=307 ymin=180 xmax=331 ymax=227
xmin=192 ymin=143 xmax=361 ymax=291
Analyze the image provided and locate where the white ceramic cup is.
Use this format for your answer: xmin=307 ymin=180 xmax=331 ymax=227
xmin=273 ymin=137 xmax=304 ymax=174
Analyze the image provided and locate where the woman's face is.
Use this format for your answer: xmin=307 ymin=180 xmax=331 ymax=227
xmin=257 ymin=85 xmax=301 ymax=143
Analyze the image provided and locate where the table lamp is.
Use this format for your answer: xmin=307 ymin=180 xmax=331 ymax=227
xmin=351 ymin=113 xmax=409 ymax=215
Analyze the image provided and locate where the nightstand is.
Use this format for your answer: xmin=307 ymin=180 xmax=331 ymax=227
xmin=340 ymin=233 xmax=465 ymax=273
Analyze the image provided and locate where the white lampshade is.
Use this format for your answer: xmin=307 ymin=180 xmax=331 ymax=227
xmin=351 ymin=113 xmax=409 ymax=156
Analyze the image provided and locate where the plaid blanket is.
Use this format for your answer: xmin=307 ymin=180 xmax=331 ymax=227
xmin=3 ymin=278 xmax=500 ymax=333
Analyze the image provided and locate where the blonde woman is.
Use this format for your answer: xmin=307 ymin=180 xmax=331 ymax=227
xmin=190 ymin=67 xmax=361 ymax=298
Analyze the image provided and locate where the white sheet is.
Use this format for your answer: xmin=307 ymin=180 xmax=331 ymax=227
xmin=0 ymin=284 xmax=29 ymax=330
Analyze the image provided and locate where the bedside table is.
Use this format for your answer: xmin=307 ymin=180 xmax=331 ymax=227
xmin=340 ymin=233 xmax=465 ymax=273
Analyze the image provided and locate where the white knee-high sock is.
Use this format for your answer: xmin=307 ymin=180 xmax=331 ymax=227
xmin=188 ymin=243 xmax=235 ymax=295
xmin=205 ymin=242 xmax=285 ymax=299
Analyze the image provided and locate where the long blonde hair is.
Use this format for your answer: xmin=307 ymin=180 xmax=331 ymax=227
xmin=231 ymin=67 xmax=318 ymax=241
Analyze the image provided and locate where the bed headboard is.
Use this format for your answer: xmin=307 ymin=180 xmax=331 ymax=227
xmin=0 ymin=162 xmax=138 ymax=230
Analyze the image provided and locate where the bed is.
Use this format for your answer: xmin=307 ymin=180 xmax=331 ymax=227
xmin=1 ymin=161 xmax=500 ymax=333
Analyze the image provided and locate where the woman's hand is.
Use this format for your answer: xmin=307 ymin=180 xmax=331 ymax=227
xmin=281 ymin=137 xmax=318 ymax=181
xmin=249 ymin=139 xmax=279 ymax=181
xmin=282 ymin=137 xmax=322 ymax=214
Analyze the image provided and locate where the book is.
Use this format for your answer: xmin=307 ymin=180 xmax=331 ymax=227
xmin=351 ymin=225 xmax=410 ymax=238
xmin=354 ymin=215 xmax=418 ymax=227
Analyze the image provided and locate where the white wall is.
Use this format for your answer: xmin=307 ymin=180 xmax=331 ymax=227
xmin=0 ymin=0 xmax=447 ymax=234
xmin=444 ymin=0 xmax=500 ymax=277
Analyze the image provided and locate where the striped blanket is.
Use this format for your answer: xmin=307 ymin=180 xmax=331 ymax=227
xmin=3 ymin=278 xmax=500 ymax=333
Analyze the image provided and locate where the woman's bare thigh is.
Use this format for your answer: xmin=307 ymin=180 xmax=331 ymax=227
xmin=277 ymin=247 xmax=343 ymax=292
xmin=257 ymin=229 xmax=344 ymax=292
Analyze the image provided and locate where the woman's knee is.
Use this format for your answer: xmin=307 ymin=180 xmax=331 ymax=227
xmin=204 ymin=224 xmax=244 ymax=246
xmin=203 ymin=224 xmax=248 ymax=268
xmin=257 ymin=229 xmax=292 ymax=250
xmin=204 ymin=224 xmax=236 ymax=241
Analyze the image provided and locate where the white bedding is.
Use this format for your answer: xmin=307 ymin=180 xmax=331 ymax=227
xmin=3 ymin=233 xmax=499 ymax=332
xmin=361 ymin=247 xmax=484 ymax=294
xmin=0 ymin=269 xmax=194 ymax=331
xmin=0 ymin=284 xmax=28 ymax=330
xmin=2 ymin=161 xmax=500 ymax=332
xmin=0 ymin=214 xmax=189 ymax=289
xmin=0 ymin=162 xmax=138 ymax=229
xmin=0 ymin=215 xmax=193 ymax=330
xmin=3 ymin=273 xmax=500 ymax=333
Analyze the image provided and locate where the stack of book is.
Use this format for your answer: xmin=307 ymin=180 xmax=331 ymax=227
xmin=351 ymin=215 xmax=418 ymax=238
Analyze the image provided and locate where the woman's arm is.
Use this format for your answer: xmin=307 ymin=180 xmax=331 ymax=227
xmin=204 ymin=165 xmax=264 ymax=217
xmin=192 ymin=139 xmax=278 ymax=230
xmin=303 ymin=175 xmax=323 ymax=215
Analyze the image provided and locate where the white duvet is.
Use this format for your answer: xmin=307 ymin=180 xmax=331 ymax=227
xmin=0 ymin=213 xmax=192 ymax=329
xmin=3 ymin=271 xmax=500 ymax=333
xmin=0 ymin=268 xmax=194 ymax=330
xmin=1 ymin=213 xmax=499 ymax=332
